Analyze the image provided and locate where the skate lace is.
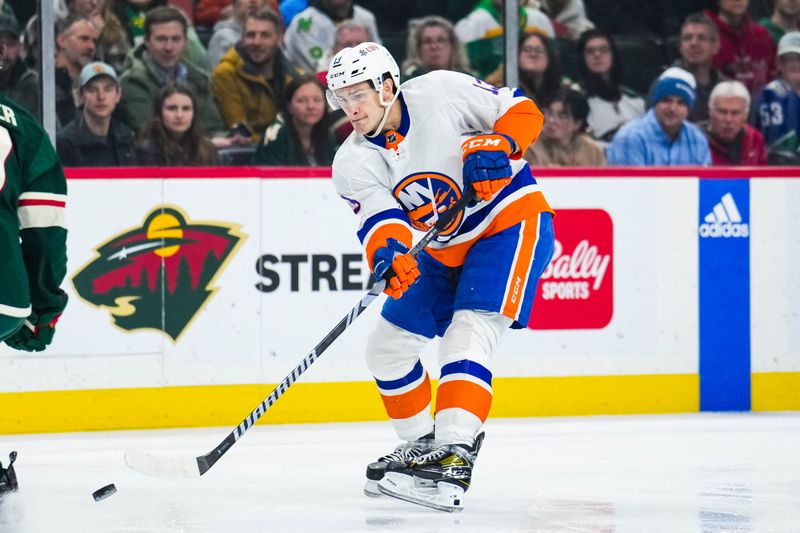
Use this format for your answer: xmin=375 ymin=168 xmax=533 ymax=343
xmin=379 ymin=440 xmax=430 ymax=463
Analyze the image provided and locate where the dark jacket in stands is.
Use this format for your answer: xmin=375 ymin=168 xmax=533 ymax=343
xmin=56 ymin=116 xmax=138 ymax=167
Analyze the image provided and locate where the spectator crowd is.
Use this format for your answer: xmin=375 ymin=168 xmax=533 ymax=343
xmin=0 ymin=0 xmax=797 ymax=167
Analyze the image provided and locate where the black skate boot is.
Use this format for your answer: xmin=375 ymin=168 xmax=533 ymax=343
xmin=378 ymin=432 xmax=484 ymax=512
xmin=364 ymin=432 xmax=434 ymax=497
xmin=0 ymin=451 xmax=18 ymax=496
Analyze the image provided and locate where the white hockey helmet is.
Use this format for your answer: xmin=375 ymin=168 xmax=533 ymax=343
xmin=326 ymin=42 xmax=400 ymax=111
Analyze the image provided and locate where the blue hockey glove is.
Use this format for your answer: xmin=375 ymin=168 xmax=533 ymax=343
xmin=461 ymin=133 xmax=515 ymax=202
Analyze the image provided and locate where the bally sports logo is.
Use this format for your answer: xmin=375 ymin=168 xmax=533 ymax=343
xmin=529 ymin=209 xmax=613 ymax=330
xmin=699 ymin=192 xmax=749 ymax=238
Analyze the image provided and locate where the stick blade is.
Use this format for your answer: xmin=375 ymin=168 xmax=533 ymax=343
xmin=124 ymin=448 xmax=201 ymax=478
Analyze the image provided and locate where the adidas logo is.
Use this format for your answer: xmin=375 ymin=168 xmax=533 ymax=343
xmin=699 ymin=193 xmax=749 ymax=238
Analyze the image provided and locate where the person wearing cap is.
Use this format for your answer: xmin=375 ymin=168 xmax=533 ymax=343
xmin=56 ymin=61 xmax=138 ymax=167
xmin=607 ymin=67 xmax=711 ymax=165
xmin=753 ymin=31 xmax=800 ymax=164
xmin=0 ymin=15 xmax=39 ymax=120
xmin=702 ymin=80 xmax=767 ymax=165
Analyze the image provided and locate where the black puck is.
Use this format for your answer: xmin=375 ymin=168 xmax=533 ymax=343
xmin=92 ymin=483 xmax=116 ymax=502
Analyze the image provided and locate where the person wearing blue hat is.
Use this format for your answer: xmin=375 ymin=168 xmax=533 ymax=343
xmin=607 ymin=67 xmax=711 ymax=165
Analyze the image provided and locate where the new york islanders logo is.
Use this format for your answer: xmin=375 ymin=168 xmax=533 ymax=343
xmin=72 ymin=206 xmax=246 ymax=341
xmin=393 ymin=172 xmax=464 ymax=236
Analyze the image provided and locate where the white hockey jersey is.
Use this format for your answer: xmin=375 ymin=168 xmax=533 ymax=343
xmin=332 ymin=70 xmax=552 ymax=269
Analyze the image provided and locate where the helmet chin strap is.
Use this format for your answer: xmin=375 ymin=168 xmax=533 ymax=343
xmin=366 ymin=88 xmax=400 ymax=139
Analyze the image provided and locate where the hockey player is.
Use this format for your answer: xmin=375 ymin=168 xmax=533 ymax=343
xmin=327 ymin=42 xmax=555 ymax=512
xmin=0 ymin=42 xmax=69 ymax=352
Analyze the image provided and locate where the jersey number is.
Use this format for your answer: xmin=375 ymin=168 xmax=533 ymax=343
xmin=0 ymin=128 xmax=10 ymax=192
xmin=759 ymin=102 xmax=784 ymax=127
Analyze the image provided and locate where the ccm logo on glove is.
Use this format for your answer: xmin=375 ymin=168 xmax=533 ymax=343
xmin=461 ymin=133 xmax=515 ymax=202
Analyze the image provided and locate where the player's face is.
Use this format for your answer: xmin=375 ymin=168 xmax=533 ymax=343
xmin=680 ymin=23 xmax=718 ymax=66
xmin=335 ymin=81 xmax=384 ymax=135
xmin=709 ymin=95 xmax=748 ymax=141
xmin=418 ymin=25 xmax=451 ymax=70
xmin=779 ymin=53 xmax=800 ymax=91
xmin=289 ymin=81 xmax=326 ymax=128
xmin=243 ymin=18 xmax=281 ymax=65
xmin=654 ymin=95 xmax=689 ymax=136
xmin=161 ymin=93 xmax=194 ymax=136
xmin=518 ymin=35 xmax=548 ymax=74
xmin=542 ymin=101 xmax=582 ymax=144
xmin=145 ymin=21 xmax=186 ymax=70
xmin=81 ymin=76 xmax=121 ymax=119
xmin=583 ymin=37 xmax=612 ymax=76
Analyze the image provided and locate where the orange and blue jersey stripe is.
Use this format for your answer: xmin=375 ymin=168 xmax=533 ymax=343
xmin=357 ymin=208 xmax=413 ymax=269
xmin=435 ymin=359 xmax=493 ymax=423
xmin=374 ymin=360 xmax=432 ymax=420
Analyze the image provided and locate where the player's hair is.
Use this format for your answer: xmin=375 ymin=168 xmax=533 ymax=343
xmin=139 ymin=83 xmax=217 ymax=166
xmin=401 ymin=16 xmax=470 ymax=76
xmin=577 ymin=28 xmax=625 ymax=102
xmin=681 ymin=13 xmax=719 ymax=41
xmin=243 ymin=7 xmax=282 ymax=31
xmin=280 ymin=74 xmax=334 ymax=165
xmin=144 ymin=6 xmax=188 ymax=39
xmin=709 ymin=80 xmax=751 ymax=110
xmin=549 ymin=88 xmax=591 ymax=133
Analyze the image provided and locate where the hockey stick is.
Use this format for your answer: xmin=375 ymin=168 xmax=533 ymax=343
xmin=124 ymin=188 xmax=475 ymax=478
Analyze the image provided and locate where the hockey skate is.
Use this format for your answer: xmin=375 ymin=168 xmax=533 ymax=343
xmin=0 ymin=451 xmax=18 ymax=495
xmin=364 ymin=433 xmax=435 ymax=497
xmin=378 ymin=432 xmax=484 ymax=512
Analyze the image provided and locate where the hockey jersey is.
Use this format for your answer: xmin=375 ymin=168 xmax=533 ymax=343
xmin=753 ymin=78 xmax=800 ymax=162
xmin=332 ymin=70 xmax=552 ymax=269
xmin=0 ymin=95 xmax=68 ymax=323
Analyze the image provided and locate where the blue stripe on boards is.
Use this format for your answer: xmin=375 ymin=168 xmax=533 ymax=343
xmin=375 ymin=360 xmax=424 ymax=391
xmin=440 ymin=360 xmax=492 ymax=386
xmin=698 ymin=179 xmax=751 ymax=411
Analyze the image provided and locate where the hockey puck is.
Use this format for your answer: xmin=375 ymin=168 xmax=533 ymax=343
xmin=92 ymin=483 xmax=116 ymax=502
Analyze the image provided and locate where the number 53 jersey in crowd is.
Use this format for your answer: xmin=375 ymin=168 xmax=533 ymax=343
xmin=332 ymin=70 xmax=553 ymax=269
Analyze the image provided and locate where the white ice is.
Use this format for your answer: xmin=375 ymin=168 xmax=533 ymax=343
xmin=0 ymin=413 xmax=798 ymax=532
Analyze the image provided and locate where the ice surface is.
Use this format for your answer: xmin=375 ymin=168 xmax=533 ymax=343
xmin=0 ymin=413 xmax=798 ymax=532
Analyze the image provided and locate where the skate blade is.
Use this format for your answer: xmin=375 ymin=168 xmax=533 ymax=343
xmin=365 ymin=475 xmax=435 ymax=498
xmin=364 ymin=479 xmax=381 ymax=497
xmin=377 ymin=473 xmax=464 ymax=513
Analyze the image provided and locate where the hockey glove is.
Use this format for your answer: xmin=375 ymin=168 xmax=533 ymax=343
xmin=4 ymin=313 xmax=61 ymax=352
xmin=461 ymin=133 xmax=515 ymax=202
xmin=372 ymin=238 xmax=420 ymax=300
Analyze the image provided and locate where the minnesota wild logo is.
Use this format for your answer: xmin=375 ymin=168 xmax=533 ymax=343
xmin=72 ymin=206 xmax=246 ymax=341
